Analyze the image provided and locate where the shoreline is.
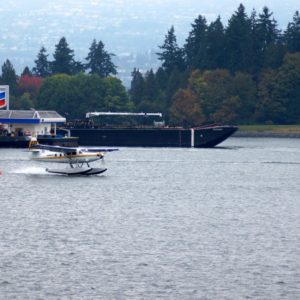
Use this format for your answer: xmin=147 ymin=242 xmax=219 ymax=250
xmin=233 ymin=131 xmax=300 ymax=138
xmin=232 ymin=125 xmax=300 ymax=138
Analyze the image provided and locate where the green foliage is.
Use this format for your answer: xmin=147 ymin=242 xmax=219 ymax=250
xmin=183 ymin=69 xmax=257 ymax=124
xmin=285 ymin=11 xmax=300 ymax=53
xmin=51 ymin=37 xmax=78 ymax=75
xmin=225 ymin=4 xmax=253 ymax=72
xmin=0 ymin=59 xmax=18 ymax=95
xmin=128 ymin=4 xmax=300 ymax=126
xmin=185 ymin=15 xmax=208 ymax=70
xmin=206 ymin=16 xmax=226 ymax=69
xmin=2 ymin=3 xmax=300 ymax=126
xmin=157 ymin=26 xmax=185 ymax=74
xmin=256 ymin=53 xmax=300 ymax=123
xmin=129 ymin=68 xmax=145 ymax=108
xmin=11 ymin=93 xmax=34 ymax=110
xmin=32 ymin=46 xmax=51 ymax=77
xmin=36 ymin=73 xmax=132 ymax=119
xmin=85 ymin=39 xmax=117 ymax=77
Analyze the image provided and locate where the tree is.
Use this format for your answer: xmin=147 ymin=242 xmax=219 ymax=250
xmin=255 ymin=53 xmax=300 ymax=124
xmin=157 ymin=26 xmax=185 ymax=74
xmin=0 ymin=59 xmax=18 ymax=95
xmin=129 ymin=68 xmax=145 ymax=108
xmin=32 ymin=46 xmax=51 ymax=77
xmin=143 ymin=69 xmax=158 ymax=102
xmin=225 ymin=4 xmax=253 ymax=72
xmin=255 ymin=69 xmax=281 ymax=123
xmin=21 ymin=66 xmax=32 ymax=77
xmin=36 ymin=73 xmax=132 ymax=118
xmin=12 ymin=93 xmax=34 ymax=110
xmin=18 ymin=75 xmax=43 ymax=99
xmin=164 ymin=68 xmax=186 ymax=116
xmin=285 ymin=11 xmax=300 ymax=53
xmin=51 ymin=37 xmax=76 ymax=75
xmin=184 ymin=15 xmax=208 ymax=70
xmin=230 ymin=72 xmax=257 ymax=123
xmin=188 ymin=69 xmax=232 ymax=121
xmin=255 ymin=7 xmax=282 ymax=69
xmin=102 ymin=76 xmax=133 ymax=112
xmin=170 ymin=88 xmax=205 ymax=127
xmin=206 ymin=16 xmax=226 ymax=69
xmin=187 ymin=69 xmax=255 ymax=124
xmin=85 ymin=39 xmax=117 ymax=77
xmin=137 ymin=69 xmax=161 ymax=112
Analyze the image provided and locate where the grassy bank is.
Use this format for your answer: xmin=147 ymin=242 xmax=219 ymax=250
xmin=238 ymin=125 xmax=300 ymax=134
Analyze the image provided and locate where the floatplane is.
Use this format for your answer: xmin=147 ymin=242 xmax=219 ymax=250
xmin=28 ymin=138 xmax=118 ymax=176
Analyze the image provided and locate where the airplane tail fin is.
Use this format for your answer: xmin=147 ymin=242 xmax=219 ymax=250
xmin=28 ymin=136 xmax=39 ymax=150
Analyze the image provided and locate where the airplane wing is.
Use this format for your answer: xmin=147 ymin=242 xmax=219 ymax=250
xmin=31 ymin=144 xmax=78 ymax=153
xmin=81 ymin=147 xmax=119 ymax=152
xmin=31 ymin=144 xmax=119 ymax=153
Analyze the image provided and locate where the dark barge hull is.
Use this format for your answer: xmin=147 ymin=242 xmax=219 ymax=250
xmin=70 ymin=125 xmax=238 ymax=148
xmin=0 ymin=136 xmax=78 ymax=148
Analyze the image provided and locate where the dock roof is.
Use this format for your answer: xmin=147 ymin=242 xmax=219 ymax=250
xmin=0 ymin=110 xmax=66 ymax=124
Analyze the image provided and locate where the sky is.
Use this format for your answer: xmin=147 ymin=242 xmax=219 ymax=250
xmin=0 ymin=0 xmax=299 ymax=76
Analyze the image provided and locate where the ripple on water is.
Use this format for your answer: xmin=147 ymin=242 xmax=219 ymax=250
xmin=0 ymin=138 xmax=300 ymax=299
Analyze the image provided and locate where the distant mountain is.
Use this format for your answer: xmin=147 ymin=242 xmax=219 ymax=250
xmin=0 ymin=0 xmax=298 ymax=85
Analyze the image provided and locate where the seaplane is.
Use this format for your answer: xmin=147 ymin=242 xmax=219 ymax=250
xmin=28 ymin=138 xmax=118 ymax=176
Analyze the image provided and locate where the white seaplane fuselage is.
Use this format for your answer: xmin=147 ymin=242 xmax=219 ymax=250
xmin=31 ymin=148 xmax=104 ymax=165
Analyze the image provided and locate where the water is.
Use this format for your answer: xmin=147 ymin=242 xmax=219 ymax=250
xmin=0 ymin=137 xmax=300 ymax=299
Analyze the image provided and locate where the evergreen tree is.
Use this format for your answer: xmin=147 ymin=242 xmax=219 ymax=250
xmin=0 ymin=59 xmax=18 ymax=95
xmin=155 ymin=67 xmax=168 ymax=90
xmin=85 ymin=39 xmax=117 ymax=77
xmin=184 ymin=15 xmax=208 ymax=70
xmin=256 ymin=7 xmax=281 ymax=68
xmin=72 ymin=61 xmax=85 ymax=74
xmin=225 ymin=4 xmax=253 ymax=72
xmin=32 ymin=46 xmax=51 ymax=77
xmin=21 ymin=66 xmax=32 ymax=77
xmin=143 ymin=69 xmax=158 ymax=102
xmin=206 ymin=16 xmax=226 ymax=69
xmin=285 ymin=11 xmax=300 ymax=52
xmin=157 ymin=26 xmax=185 ymax=74
xmin=129 ymin=68 xmax=145 ymax=108
xmin=164 ymin=68 xmax=185 ymax=117
xmin=51 ymin=37 xmax=76 ymax=75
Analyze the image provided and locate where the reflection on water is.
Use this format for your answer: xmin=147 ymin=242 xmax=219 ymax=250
xmin=0 ymin=137 xmax=300 ymax=299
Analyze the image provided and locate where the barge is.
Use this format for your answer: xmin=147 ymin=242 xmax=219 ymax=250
xmin=66 ymin=112 xmax=238 ymax=148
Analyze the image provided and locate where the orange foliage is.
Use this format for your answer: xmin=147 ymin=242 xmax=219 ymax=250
xmin=170 ymin=88 xmax=205 ymax=126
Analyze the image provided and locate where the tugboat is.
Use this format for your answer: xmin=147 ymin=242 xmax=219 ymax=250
xmin=66 ymin=112 xmax=238 ymax=148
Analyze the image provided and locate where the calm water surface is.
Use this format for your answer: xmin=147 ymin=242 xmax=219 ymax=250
xmin=0 ymin=137 xmax=300 ymax=299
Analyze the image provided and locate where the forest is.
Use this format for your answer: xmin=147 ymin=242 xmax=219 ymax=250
xmin=0 ymin=4 xmax=300 ymax=126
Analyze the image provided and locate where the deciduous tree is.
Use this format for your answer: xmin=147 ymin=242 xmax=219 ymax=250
xmin=170 ymin=88 xmax=205 ymax=127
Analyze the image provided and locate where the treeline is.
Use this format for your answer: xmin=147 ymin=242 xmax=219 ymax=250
xmin=1 ymin=3 xmax=300 ymax=125
xmin=130 ymin=4 xmax=300 ymax=125
xmin=0 ymin=37 xmax=133 ymax=117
